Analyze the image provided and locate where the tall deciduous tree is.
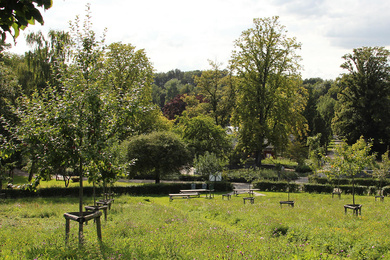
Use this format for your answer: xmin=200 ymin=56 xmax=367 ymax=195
xmin=24 ymin=30 xmax=72 ymax=93
xmin=332 ymin=46 xmax=390 ymax=154
xmin=102 ymin=42 xmax=159 ymax=137
xmin=230 ymin=16 xmax=307 ymax=167
xmin=194 ymin=60 xmax=236 ymax=127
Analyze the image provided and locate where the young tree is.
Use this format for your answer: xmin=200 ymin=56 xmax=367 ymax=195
xmin=126 ymin=131 xmax=191 ymax=183
xmin=373 ymin=151 xmax=390 ymax=195
xmin=9 ymin=4 xmax=154 ymax=244
xmin=193 ymin=151 xmax=226 ymax=181
xmin=327 ymin=136 xmax=375 ymax=205
xmin=230 ymin=16 xmax=307 ymax=167
xmin=332 ymin=46 xmax=390 ymax=154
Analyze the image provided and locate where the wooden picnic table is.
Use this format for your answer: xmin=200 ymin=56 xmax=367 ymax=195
xmin=233 ymin=189 xmax=260 ymax=197
xmin=180 ymin=189 xmax=215 ymax=199
xmin=169 ymin=192 xmax=200 ymax=202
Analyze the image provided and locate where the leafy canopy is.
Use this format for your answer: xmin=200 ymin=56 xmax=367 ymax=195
xmin=230 ymin=16 xmax=307 ymax=166
xmin=0 ymin=0 xmax=53 ymax=42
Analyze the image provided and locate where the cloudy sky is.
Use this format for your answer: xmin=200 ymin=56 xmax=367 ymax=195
xmin=9 ymin=0 xmax=390 ymax=80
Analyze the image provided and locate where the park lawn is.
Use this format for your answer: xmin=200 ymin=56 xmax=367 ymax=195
xmin=0 ymin=192 xmax=389 ymax=259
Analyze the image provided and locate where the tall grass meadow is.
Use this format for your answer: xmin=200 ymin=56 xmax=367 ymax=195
xmin=1 ymin=192 xmax=390 ymax=259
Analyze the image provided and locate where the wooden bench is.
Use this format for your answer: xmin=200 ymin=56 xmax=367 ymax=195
xmin=375 ymin=195 xmax=384 ymax=202
xmin=234 ymin=189 xmax=259 ymax=197
xmin=243 ymin=197 xmax=254 ymax=204
xmin=169 ymin=192 xmax=200 ymax=202
xmin=222 ymin=193 xmax=232 ymax=200
xmin=279 ymin=201 xmax=294 ymax=207
xmin=332 ymin=188 xmax=342 ymax=198
xmin=344 ymin=204 xmax=362 ymax=215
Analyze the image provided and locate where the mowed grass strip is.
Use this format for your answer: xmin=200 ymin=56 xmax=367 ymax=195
xmin=0 ymin=192 xmax=389 ymax=259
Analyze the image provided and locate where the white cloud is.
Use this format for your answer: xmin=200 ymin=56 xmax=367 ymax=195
xmin=7 ymin=0 xmax=390 ymax=80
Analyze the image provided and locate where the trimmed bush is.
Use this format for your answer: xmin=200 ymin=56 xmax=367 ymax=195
xmin=303 ymin=184 xmax=333 ymax=193
xmin=252 ymin=180 xmax=299 ymax=192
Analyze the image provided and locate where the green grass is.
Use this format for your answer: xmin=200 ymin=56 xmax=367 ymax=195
xmin=262 ymin=157 xmax=298 ymax=168
xmin=1 ymin=192 xmax=390 ymax=259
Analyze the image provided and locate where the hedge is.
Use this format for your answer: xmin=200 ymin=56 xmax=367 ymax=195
xmin=309 ymin=177 xmax=390 ymax=187
xmin=303 ymin=184 xmax=333 ymax=193
xmin=252 ymin=180 xmax=299 ymax=192
xmin=2 ymin=181 xmax=234 ymax=198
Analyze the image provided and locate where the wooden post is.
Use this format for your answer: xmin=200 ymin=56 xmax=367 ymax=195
xmin=96 ymin=216 xmax=102 ymax=241
xmin=65 ymin=218 xmax=70 ymax=244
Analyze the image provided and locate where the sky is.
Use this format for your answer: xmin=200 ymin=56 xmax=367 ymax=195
xmin=8 ymin=0 xmax=390 ymax=80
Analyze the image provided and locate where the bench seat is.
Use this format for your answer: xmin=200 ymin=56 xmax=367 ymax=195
xmin=279 ymin=201 xmax=294 ymax=207
xmin=169 ymin=192 xmax=200 ymax=202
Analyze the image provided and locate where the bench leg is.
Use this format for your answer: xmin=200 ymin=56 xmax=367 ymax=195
xmin=65 ymin=218 xmax=70 ymax=244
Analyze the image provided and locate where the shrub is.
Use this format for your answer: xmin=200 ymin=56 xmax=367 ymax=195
xmin=303 ymin=184 xmax=333 ymax=193
xmin=295 ymin=164 xmax=312 ymax=175
xmin=252 ymin=180 xmax=299 ymax=192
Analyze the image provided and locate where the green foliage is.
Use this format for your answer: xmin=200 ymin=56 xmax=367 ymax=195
xmin=302 ymin=78 xmax=336 ymax=147
xmin=126 ymin=131 xmax=192 ymax=183
xmin=324 ymin=137 xmax=375 ymax=204
xmin=332 ymin=46 xmax=390 ymax=154
xmin=307 ymin=133 xmax=325 ymax=173
xmin=230 ymin=16 xmax=307 ymax=166
xmin=102 ymin=42 xmax=158 ymax=137
xmin=176 ymin=114 xmax=231 ymax=158
xmin=23 ymin=30 xmax=72 ymax=94
xmin=194 ymin=60 xmax=236 ymax=127
xmin=285 ymin=138 xmax=308 ymax=166
xmin=373 ymin=151 xmax=390 ymax=190
xmin=193 ymin=152 xmax=226 ymax=179
xmin=0 ymin=0 xmax=52 ymax=42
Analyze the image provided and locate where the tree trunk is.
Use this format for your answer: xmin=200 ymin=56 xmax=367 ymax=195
xmin=155 ymin=170 xmax=160 ymax=184
xmin=78 ymin=158 xmax=84 ymax=245
xmin=255 ymin=150 xmax=262 ymax=167
xmin=28 ymin=159 xmax=37 ymax=182
xmin=352 ymin=176 xmax=355 ymax=205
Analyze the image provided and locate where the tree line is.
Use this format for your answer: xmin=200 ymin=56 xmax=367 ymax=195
xmin=1 ymin=11 xmax=390 ymax=186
